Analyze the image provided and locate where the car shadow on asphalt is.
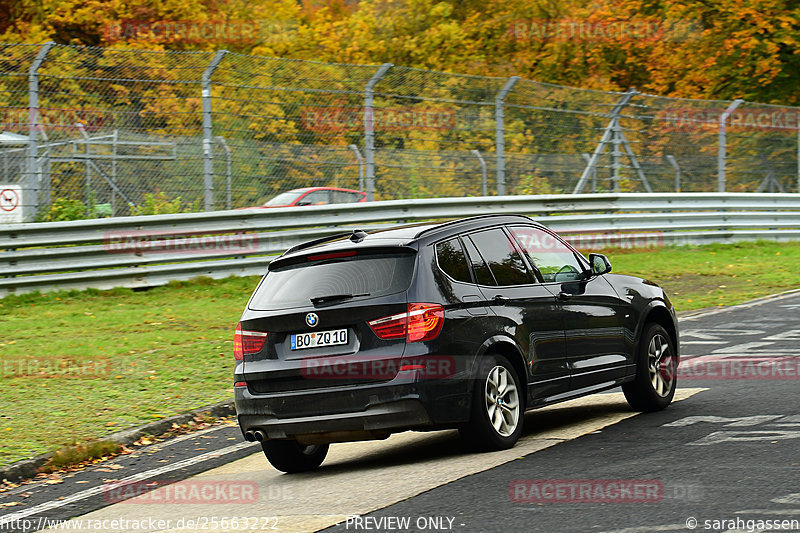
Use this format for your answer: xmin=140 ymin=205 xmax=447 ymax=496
xmin=309 ymin=397 xmax=635 ymax=475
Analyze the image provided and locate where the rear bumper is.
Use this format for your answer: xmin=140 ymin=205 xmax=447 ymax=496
xmin=238 ymin=399 xmax=432 ymax=443
xmin=235 ymin=370 xmax=470 ymax=443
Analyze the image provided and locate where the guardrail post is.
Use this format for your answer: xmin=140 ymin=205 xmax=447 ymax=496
xmin=495 ymin=76 xmax=520 ymax=196
xmin=27 ymin=41 xmax=55 ymax=221
xmin=364 ymin=63 xmax=393 ymax=202
xmin=471 ymin=149 xmax=488 ymax=196
xmin=349 ymin=144 xmax=366 ymax=192
xmin=718 ymin=99 xmax=744 ymax=193
xmin=202 ymin=50 xmax=228 ymax=211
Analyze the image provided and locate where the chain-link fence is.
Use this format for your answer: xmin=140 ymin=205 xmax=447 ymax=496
xmin=2 ymin=42 xmax=799 ymax=220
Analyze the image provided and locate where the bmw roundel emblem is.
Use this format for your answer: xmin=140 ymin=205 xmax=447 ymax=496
xmin=305 ymin=313 xmax=319 ymax=327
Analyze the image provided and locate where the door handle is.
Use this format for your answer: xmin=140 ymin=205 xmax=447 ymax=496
xmin=492 ymin=295 xmax=509 ymax=304
xmin=557 ymin=291 xmax=573 ymax=300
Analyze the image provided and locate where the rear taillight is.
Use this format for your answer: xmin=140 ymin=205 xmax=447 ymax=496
xmin=407 ymin=303 xmax=445 ymax=342
xmin=233 ymin=323 xmax=268 ymax=360
xmin=368 ymin=303 xmax=444 ymax=343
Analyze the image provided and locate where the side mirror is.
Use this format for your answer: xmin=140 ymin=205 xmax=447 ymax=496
xmin=588 ymin=253 xmax=612 ymax=276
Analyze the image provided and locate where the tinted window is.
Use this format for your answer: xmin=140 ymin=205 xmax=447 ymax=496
xmin=298 ymin=191 xmax=330 ymax=205
xmin=436 ymin=238 xmax=472 ymax=283
xmin=249 ymin=253 xmax=415 ymax=310
xmin=265 ymin=190 xmax=304 ymax=206
xmin=509 ymin=226 xmax=584 ymax=282
xmin=462 ymin=237 xmax=495 ymax=286
xmin=332 ymin=191 xmax=364 ymax=203
xmin=468 ymin=229 xmax=533 ymax=286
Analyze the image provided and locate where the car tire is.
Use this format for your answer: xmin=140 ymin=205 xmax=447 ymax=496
xmin=261 ymin=440 xmax=329 ymax=473
xmin=623 ymin=323 xmax=677 ymax=412
xmin=459 ymin=354 xmax=524 ymax=451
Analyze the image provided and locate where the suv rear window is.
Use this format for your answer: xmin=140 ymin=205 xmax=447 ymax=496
xmin=249 ymin=253 xmax=416 ymax=310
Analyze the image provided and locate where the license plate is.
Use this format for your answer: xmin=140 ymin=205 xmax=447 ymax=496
xmin=290 ymin=329 xmax=348 ymax=350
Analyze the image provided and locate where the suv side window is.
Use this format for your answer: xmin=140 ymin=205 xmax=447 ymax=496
xmin=435 ymin=238 xmax=472 ymax=283
xmin=467 ymin=228 xmax=533 ymax=286
xmin=509 ymin=225 xmax=585 ymax=282
xmin=461 ymin=236 xmax=496 ymax=286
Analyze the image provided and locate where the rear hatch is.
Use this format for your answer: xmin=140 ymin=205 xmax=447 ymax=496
xmin=239 ymin=248 xmax=417 ymax=393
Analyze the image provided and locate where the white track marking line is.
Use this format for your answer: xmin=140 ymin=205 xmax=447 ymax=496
xmin=144 ymin=423 xmax=235 ymax=452
xmin=679 ymin=289 xmax=800 ymax=321
xmin=0 ymin=442 xmax=256 ymax=527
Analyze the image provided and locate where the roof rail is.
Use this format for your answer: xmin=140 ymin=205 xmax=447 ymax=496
xmin=414 ymin=214 xmax=532 ymax=238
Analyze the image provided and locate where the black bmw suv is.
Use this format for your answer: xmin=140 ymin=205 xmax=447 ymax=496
xmin=234 ymin=215 xmax=679 ymax=472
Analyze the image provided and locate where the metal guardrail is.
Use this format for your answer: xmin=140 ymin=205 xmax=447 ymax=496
xmin=2 ymin=192 xmax=800 ymax=297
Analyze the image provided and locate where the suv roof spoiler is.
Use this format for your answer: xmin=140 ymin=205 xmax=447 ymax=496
xmin=282 ymin=229 xmax=369 ymax=256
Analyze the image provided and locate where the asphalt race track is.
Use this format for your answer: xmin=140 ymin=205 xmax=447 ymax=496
xmin=1 ymin=291 xmax=799 ymax=533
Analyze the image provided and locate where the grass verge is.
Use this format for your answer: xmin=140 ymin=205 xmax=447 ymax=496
xmin=0 ymin=240 xmax=799 ymax=467
xmin=586 ymin=240 xmax=800 ymax=310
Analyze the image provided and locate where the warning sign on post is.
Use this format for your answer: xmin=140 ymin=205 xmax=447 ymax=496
xmin=0 ymin=185 xmax=23 ymax=223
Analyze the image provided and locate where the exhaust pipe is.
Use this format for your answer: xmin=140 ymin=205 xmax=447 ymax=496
xmin=253 ymin=430 xmax=267 ymax=442
xmin=244 ymin=430 xmax=256 ymax=442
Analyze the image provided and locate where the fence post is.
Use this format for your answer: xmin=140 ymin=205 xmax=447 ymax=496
xmin=666 ymin=155 xmax=681 ymax=192
xmin=349 ymin=144 xmax=366 ymax=192
xmin=471 ymin=149 xmax=488 ymax=196
xmin=202 ymin=50 xmax=228 ymax=211
xmin=573 ymin=88 xmax=637 ymax=194
xmin=495 ymin=76 xmax=520 ymax=196
xmin=27 ymin=41 xmax=55 ymax=221
xmin=75 ymin=122 xmax=92 ymax=214
xmin=364 ymin=63 xmax=392 ymax=202
xmin=111 ymin=129 xmax=118 ymax=214
xmin=610 ymin=111 xmax=623 ymax=191
xmin=215 ymin=136 xmax=232 ymax=210
xmin=581 ymin=153 xmax=597 ymax=193
xmin=717 ymin=98 xmax=744 ymax=193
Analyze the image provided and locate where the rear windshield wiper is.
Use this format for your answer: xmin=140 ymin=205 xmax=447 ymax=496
xmin=310 ymin=292 xmax=371 ymax=305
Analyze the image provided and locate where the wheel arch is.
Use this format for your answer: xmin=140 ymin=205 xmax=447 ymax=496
xmin=639 ymin=304 xmax=679 ymax=360
xmin=476 ymin=335 xmax=529 ymax=408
